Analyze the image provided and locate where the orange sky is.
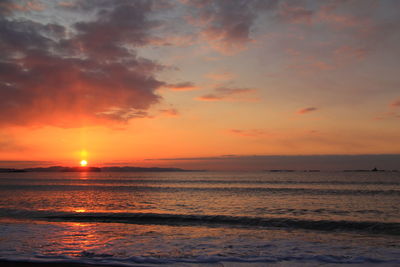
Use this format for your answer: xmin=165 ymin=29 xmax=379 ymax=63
xmin=0 ymin=0 xmax=399 ymax=169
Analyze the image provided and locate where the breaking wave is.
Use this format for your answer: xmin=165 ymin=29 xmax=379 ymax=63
xmin=1 ymin=208 xmax=399 ymax=236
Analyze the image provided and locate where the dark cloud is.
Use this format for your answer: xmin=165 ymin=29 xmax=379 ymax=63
xmin=184 ymin=0 xmax=278 ymax=53
xmin=197 ymin=87 xmax=255 ymax=101
xmin=0 ymin=0 xmax=165 ymax=127
xmin=296 ymin=107 xmax=318 ymax=114
xmin=72 ymin=0 xmax=161 ymax=57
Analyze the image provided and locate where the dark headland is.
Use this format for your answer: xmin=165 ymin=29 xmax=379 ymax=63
xmin=0 ymin=166 xmax=203 ymax=172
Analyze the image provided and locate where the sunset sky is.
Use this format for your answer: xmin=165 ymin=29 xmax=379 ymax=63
xmin=1 ymin=0 xmax=399 ymax=170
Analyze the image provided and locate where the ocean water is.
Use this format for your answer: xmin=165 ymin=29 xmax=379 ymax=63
xmin=0 ymin=171 xmax=399 ymax=266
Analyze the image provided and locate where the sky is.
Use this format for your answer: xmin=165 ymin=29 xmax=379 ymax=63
xmin=0 ymin=0 xmax=399 ymax=170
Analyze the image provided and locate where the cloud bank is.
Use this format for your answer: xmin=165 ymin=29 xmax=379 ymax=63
xmin=0 ymin=0 xmax=166 ymax=127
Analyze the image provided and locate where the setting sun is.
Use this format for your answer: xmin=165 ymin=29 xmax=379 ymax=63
xmin=80 ymin=160 xmax=88 ymax=167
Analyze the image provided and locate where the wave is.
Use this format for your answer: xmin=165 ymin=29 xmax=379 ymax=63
xmin=1 ymin=184 xmax=399 ymax=195
xmin=46 ymin=213 xmax=400 ymax=235
xmin=1 ymin=209 xmax=399 ymax=235
xmin=1 ymin=177 xmax=399 ymax=185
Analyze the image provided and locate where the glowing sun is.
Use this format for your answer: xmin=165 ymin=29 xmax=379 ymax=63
xmin=80 ymin=160 xmax=88 ymax=167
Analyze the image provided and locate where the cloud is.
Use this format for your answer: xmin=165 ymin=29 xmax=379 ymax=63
xmin=0 ymin=0 xmax=167 ymax=127
xmin=276 ymin=0 xmax=400 ymax=74
xmin=279 ymin=2 xmax=313 ymax=25
xmin=227 ymin=129 xmax=269 ymax=138
xmin=374 ymin=112 xmax=400 ymax=120
xmin=334 ymin=45 xmax=368 ymax=60
xmin=180 ymin=0 xmax=399 ymax=59
xmin=196 ymin=87 xmax=256 ymax=102
xmin=278 ymin=1 xmax=369 ymax=28
xmin=166 ymin=82 xmax=197 ymax=91
xmin=58 ymin=1 xmax=75 ymax=8
xmin=0 ymin=0 xmax=44 ymax=14
xmin=0 ymin=0 xmax=14 ymax=14
xmin=206 ymin=71 xmax=234 ymax=81
xmin=159 ymin=108 xmax=179 ymax=117
xmin=373 ymin=99 xmax=400 ymax=120
xmin=96 ymin=108 xmax=151 ymax=122
xmin=287 ymin=60 xmax=334 ymax=73
xmin=0 ymin=133 xmax=26 ymax=152
xmin=390 ymin=99 xmax=400 ymax=108
xmin=315 ymin=2 xmax=370 ymax=28
xmin=183 ymin=0 xmax=278 ymax=54
xmin=0 ymin=160 xmax=58 ymax=168
xmin=296 ymin=107 xmax=318 ymax=115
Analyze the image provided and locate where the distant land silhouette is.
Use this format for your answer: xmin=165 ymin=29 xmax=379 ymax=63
xmin=0 ymin=166 xmax=397 ymax=173
xmin=265 ymin=169 xmax=321 ymax=172
xmin=343 ymin=167 xmax=398 ymax=172
xmin=0 ymin=166 xmax=203 ymax=173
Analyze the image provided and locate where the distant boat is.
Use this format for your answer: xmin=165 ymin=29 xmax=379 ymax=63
xmin=371 ymin=167 xmax=378 ymax=172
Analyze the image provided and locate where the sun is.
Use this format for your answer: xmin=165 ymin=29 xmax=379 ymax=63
xmin=80 ymin=160 xmax=88 ymax=167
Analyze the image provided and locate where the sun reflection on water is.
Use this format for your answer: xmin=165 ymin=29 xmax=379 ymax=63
xmin=79 ymin=172 xmax=89 ymax=180
xmin=74 ymin=209 xmax=86 ymax=213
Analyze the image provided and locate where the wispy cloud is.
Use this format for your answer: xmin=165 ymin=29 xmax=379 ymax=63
xmin=0 ymin=133 xmax=26 ymax=152
xmin=196 ymin=87 xmax=256 ymax=102
xmin=296 ymin=107 xmax=318 ymax=115
xmin=159 ymin=108 xmax=179 ymax=117
xmin=374 ymin=112 xmax=400 ymax=120
xmin=0 ymin=0 xmax=44 ymax=14
xmin=227 ymin=129 xmax=269 ymax=138
xmin=373 ymin=99 xmax=400 ymax=120
xmin=279 ymin=2 xmax=313 ymax=25
xmin=334 ymin=45 xmax=368 ymax=60
xmin=390 ymin=99 xmax=400 ymax=108
xmin=166 ymin=82 xmax=197 ymax=91
xmin=206 ymin=71 xmax=235 ymax=81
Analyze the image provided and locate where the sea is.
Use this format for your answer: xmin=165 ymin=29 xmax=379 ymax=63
xmin=0 ymin=171 xmax=399 ymax=266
